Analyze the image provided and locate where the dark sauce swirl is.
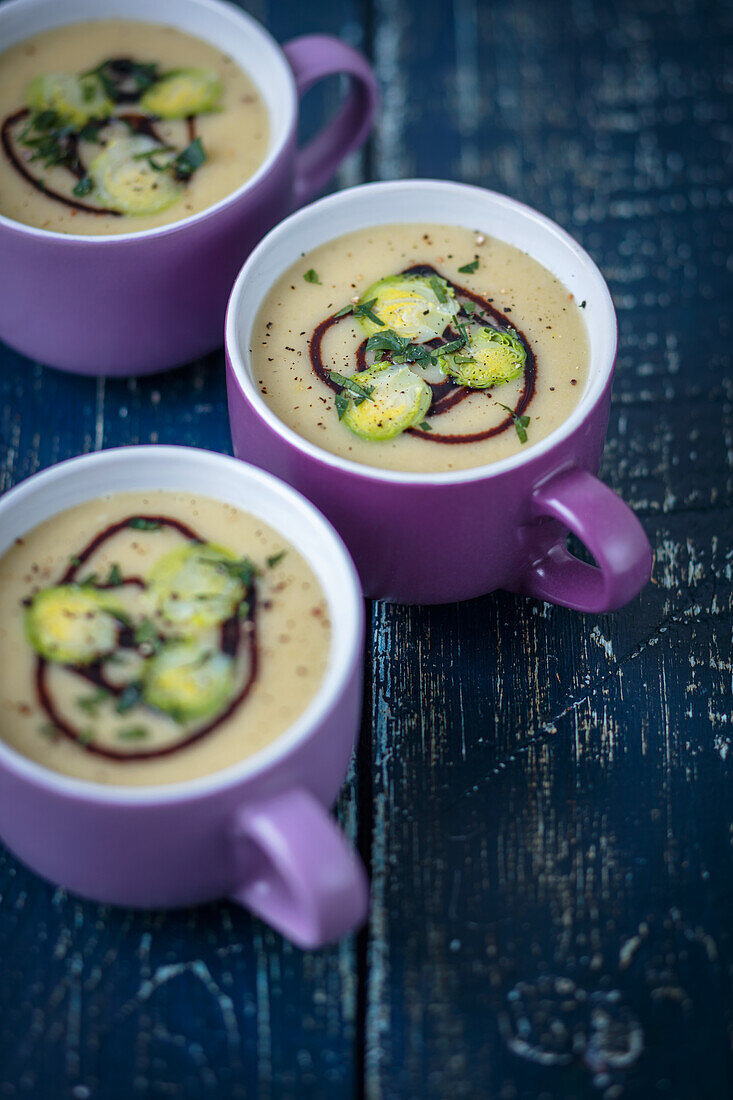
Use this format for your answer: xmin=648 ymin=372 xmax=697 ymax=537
xmin=309 ymin=263 xmax=537 ymax=444
xmin=1 ymin=59 xmax=198 ymax=218
xmin=36 ymin=516 xmax=258 ymax=762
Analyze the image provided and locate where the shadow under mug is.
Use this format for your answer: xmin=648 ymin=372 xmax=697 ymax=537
xmin=0 ymin=0 xmax=377 ymax=375
xmin=225 ymin=180 xmax=653 ymax=609
xmin=0 ymin=447 xmax=367 ymax=948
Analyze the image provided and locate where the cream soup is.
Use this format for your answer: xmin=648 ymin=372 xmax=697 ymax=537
xmin=0 ymin=492 xmax=330 ymax=786
xmin=0 ymin=20 xmax=269 ymax=234
xmin=251 ymin=224 xmax=590 ymax=473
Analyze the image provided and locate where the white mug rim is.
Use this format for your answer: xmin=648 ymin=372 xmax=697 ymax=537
xmin=0 ymin=0 xmax=297 ymax=244
xmin=226 ymin=178 xmax=619 ymax=487
xmin=0 ymin=446 xmax=364 ymax=805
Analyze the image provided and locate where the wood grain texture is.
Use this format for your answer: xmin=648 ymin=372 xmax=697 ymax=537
xmin=0 ymin=0 xmax=731 ymax=1098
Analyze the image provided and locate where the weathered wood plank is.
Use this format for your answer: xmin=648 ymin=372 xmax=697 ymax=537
xmin=363 ymin=0 xmax=733 ymax=1098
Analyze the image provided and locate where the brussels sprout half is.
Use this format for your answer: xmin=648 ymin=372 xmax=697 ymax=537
xmin=438 ymin=326 xmax=526 ymax=389
xmin=25 ymin=585 xmax=123 ymax=666
xmin=142 ymin=640 xmax=236 ymax=723
xmin=88 ymin=135 xmax=183 ymax=215
xmin=356 ymin=274 xmax=460 ymax=341
xmin=340 ymin=364 xmax=432 ymax=441
xmin=148 ymin=543 xmax=249 ymax=633
xmin=140 ymin=68 xmax=222 ymax=119
xmin=26 ymin=72 xmax=113 ymax=127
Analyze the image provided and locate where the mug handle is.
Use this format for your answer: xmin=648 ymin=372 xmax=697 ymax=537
xmin=229 ymin=788 xmax=369 ymax=948
xmin=283 ymin=35 xmax=378 ymax=205
xmin=517 ymin=467 xmax=652 ymax=612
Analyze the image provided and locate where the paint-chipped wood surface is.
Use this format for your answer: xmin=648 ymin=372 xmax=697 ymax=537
xmin=0 ymin=0 xmax=731 ymax=1096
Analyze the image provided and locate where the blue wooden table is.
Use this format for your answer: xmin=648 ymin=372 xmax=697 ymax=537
xmin=1 ymin=1 xmax=731 ymax=1097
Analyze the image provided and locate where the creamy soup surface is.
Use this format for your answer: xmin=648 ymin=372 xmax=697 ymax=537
xmin=250 ymin=224 xmax=590 ymax=473
xmin=0 ymin=492 xmax=330 ymax=786
xmin=0 ymin=21 xmax=269 ymax=234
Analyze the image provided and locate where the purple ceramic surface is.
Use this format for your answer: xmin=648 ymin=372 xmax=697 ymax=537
xmin=225 ymin=180 xmax=653 ymax=609
xmin=0 ymin=447 xmax=368 ymax=948
xmin=0 ymin=0 xmax=377 ymax=376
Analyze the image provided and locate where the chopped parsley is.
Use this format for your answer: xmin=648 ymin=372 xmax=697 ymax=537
xmin=170 ymin=137 xmax=206 ymax=182
xmin=353 ymin=298 xmax=384 ymax=327
xmin=303 ymin=269 xmax=321 ymax=284
xmin=116 ymin=682 xmax=144 ymax=715
xmin=329 ymin=371 xmax=374 ymax=404
xmin=72 ymin=174 xmax=94 ymax=197
xmin=106 ymin=563 xmax=124 ymax=587
xmin=134 ymin=619 xmax=160 ymax=650
xmin=216 ymin=557 xmax=259 ymax=588
xmin=497 ymin=403 xmax=530 ymax=443
xmin=458 ymin=257 xmax=480 ymax=274
xmin=118 ymin=725 xmax=149 ymax=741
xmin=428 ymin=275 xmax=448 ymax=303
xmin=128 ymin=517 xmax=161 ymax=531
xmin=267 ymin=550 xmax=287 ymax=569
xmin=77 ymin=688 xmax=109 ymax=714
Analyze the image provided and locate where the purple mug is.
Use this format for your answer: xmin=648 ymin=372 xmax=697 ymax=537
xmin=0 ymin=0 xmax=377 ymax=375
xmin=225 ymin=180 xmax=653 ymax=608
xmin=0 ymin=446 xmax=368 ymax=948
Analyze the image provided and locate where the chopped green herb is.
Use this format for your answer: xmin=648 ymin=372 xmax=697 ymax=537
xmin=238 ymin=600 xmax=251 ymax=619
xmin=428 ymin=275 xmax=448 ymax=303
xmin=329 ymin=371 xmax=375 ymax=404
xmin=365 ymin=329 xmax=436 ymax=368
xmin=335 ymin=391 xmax=349 ymax=419
xmin=462 ymin=301 xmax=476 ymax=316
xmin=78 ymin=727 xmax=96 ymax=746
xmin=77 ymin=119 xmax=106 ymax=143
xmin=438 ymin=335 xmax=468 ymax=357
xmin=128 ymin=517 xmax=161 ymax=531
xmin=77 ymin=688 xmax=109 ymax=714
xmin=267 ymin=550 xmax=287 ymax=569
xmin=169 ymin=136 xmax=206 ymax=181
xmin=79 ymin=572 xmax=99 ymax=588
xmin=458 ymin=257 xmax=480 ymax=274
xmin=106 ymin=563 xmax=124 ymax=587
xmin=39 ymin=722 xmax=59 ymax=740
xmin=69 ymin=556 xmax=82 ymax=568
xmin=580 ymin=300 xmax=587 ymax=308
xmin=134 ymin=619 xmax=160 ymax=650
xmin=333 ymin=303 xmax=355 ymax=318
xmin=418 ymin=420 xmax=433 ymax=431
xmin=497 ymin=403 xmax=530 ymax=443
xmin=453 ymin=355 xmax=476 ymax=366
xmin=118 ymin=726 xmax=149 ymax=741
xmin=216 ymin=557 xmax=259 ymax=588
xmin=116 ymin=682 xmax=144 ymax=715
xmin=132 ymin=144 xmax=175 ymax=170
xmin=353 ymin=298 xmax=384 ymax=327
xmin=19 ymin=111 xmax=79 ymax=172
xmin=73 ymin=174 xmax=93 ymax=197
xmin=303 ymin=269 xmax=321 ymax=284
xmin=86 ymin=59 xmax=160 ymax=99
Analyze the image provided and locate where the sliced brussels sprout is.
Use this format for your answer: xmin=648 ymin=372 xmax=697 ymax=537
xmin=340 ymin=364 xmax=432 ymax=441
xmin=438 ymin=326 xmax=526 ymax=389
xmin=25 ymin=585 xmax=122 ymax=666
xmin=143 ymin=640 xmax=235 ymax=723
xmin=356 ymin=274 xmax=460 ymax=341
xmin=88 ymin=135 xmax=183 ymax=216
xmin=26 ymin=72 xmax=113 ymax=127
xmin=149 ymin=543 xmax=249 ymax=632
xmin=140 ymin=68 xmax=222 ymax=118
